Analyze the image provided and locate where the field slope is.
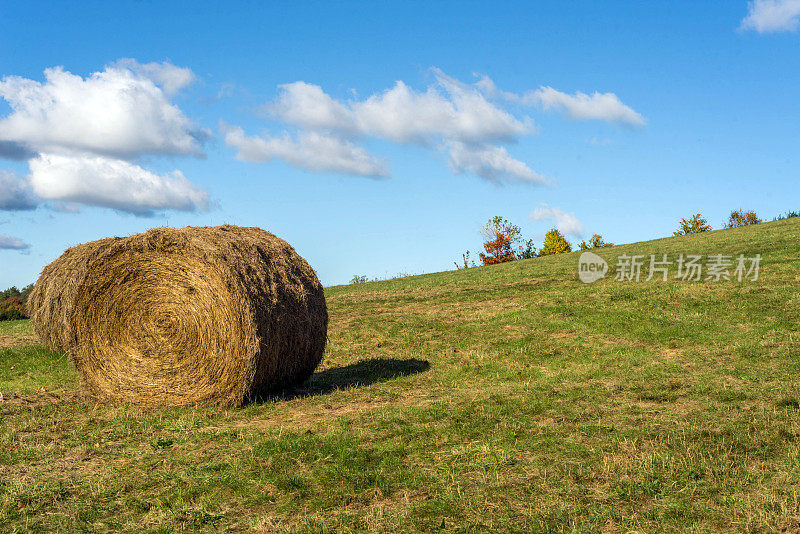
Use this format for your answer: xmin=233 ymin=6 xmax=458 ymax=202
xmin=2 ymin=219 xmax=800 ymax=532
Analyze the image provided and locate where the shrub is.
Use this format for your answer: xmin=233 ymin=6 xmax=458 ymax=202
xmin=350 ymin=275 xmax=369 ymax=284
xmin=0 ymin=308 xmax=26 ymax=321
xmin=725 ymin=209 xmax=762 ymax=228
xmin=579 ymin=234 xmax=613 ymax=251
xmin=454 ymin=251 xmax=476 ymax=269
xmin=517 ymin=239 xmax=537 ymax=259
xmin=774 ymin=211 xmax=799 ymax=221
xmin=540 ymin=229 xmax=572 ymax=256
xmin=0 ymin=295 xmax=28 ymax=321
xmin=673 ymin=213 xmax=712 ymax=236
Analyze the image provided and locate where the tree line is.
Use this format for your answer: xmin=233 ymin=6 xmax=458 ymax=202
xmin=458 ymin=209 xmax=771 ymax=269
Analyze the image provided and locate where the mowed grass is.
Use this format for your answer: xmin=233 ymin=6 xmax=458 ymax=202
xmin=2 ymin=219 xmax=800 ymax=533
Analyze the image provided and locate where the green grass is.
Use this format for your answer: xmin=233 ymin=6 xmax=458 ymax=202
xmin=2 ymin=219 xmax=800 ymax=532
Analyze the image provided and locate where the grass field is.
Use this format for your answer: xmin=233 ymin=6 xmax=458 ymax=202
xmin=2 ymin=219 xmax=800 ymax=532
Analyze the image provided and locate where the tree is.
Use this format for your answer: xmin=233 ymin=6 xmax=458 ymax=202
xmin=540 ymin=229 xmax=572 ymax=256
xmin=673 ymin=213 xmax=712 ymax=236
xmin=579 ymin=234 xmax=613 ymax=251
xmin=517 ymin=239 xmax=537 ymax=260
xmin=479 ymin=216 xmax=521 ymax=266
xmin=0 ymin=295 xmax=27 ymax=321
xmin=0 ymin=286 xmax=21 ymax=302
xmin=725 ymin=209 xmax=762 ymax=228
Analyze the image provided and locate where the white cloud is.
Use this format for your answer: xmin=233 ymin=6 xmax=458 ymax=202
xmin=530 ymin=204 xmax=585 ymax=236
xmin=112 ymin=58 xmax=196 ymax=96
xmin=525 ymin=87 xmax=645 ymax=126
xmin=0 ymin=234 xmax=30 ymax=250
xmin=269 ymin=81 xmax=357 ymax=133
xmin=742 ymin=0 xmax=800 ymax=33
xmin=473 ymin=74 xmax=644 ymax=127
xmin=268 ymin=74 xmax=529 ymax=144
xmin=446 ymin=141 xmax=547 ymax=185
xmin=28 ymin=153 xmax=209 ymax=215
xmin=0 ymin=170 xmax=38 ymax=211
xmin=0 ymin=62 xmax=207 ymax=159
xmin=354 ymin=73 xmax=529 ymax=143
xmin=223 ymin=125 xmax=389 ymax=178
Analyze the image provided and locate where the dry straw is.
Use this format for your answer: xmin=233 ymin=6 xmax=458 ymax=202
xmin=29 ymin=225 xmax=328 ymax=406
xmin=28 ymin=237 xmax=121 ymax=352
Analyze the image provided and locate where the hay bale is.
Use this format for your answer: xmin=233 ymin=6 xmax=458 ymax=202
xmin=28 ymin=237 xmax=120 ymax=351
xmin=34 ymin=225 xmax=328 ymax=406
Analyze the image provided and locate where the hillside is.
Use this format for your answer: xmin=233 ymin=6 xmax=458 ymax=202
xmin=2 ymin=218 xmax=800 ymax=532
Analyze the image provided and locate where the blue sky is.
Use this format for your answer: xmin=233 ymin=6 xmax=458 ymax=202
xmin=0 ymin=0 xmax=798 ymax=288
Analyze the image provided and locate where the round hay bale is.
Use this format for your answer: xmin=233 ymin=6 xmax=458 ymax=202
xmin=48 ymin=225 xmax=327 ymax=406
xmin=28 ymin=237 xmax=120 ymax=351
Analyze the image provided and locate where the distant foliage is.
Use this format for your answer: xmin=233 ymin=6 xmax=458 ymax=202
xmin=725 ymin=209 xmax=762 ymax=228
xmin=454 ymin=250 xmax=476 ymax=269
xmin=479 ymin=216 xmax=522 ymax=266
xmin=673 ymin=213 xmax=712 ymax=236
xmin=456 ymin=217 xmax=537 ymax=269
xmin=540 ymin=229 xmax=572 ymax=256
xmin=0 ymin=284 xmax=33 ymax=303
xmin=0 ymin=284 xmax=33 ymax=321
xmin=774 ymin=211 xmax=799 ymax=221
xmin=579 ymin=234 xmax=613 ymax=251
xmin=517 ymin=239 xmax=537 ymax=260
xmin=349 ymin=275 xmax=369 ymax=284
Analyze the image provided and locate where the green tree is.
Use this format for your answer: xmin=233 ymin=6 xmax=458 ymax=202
xmin=579 ymin=234 xmax=613 ymax=251
xmin=540 ymin=229 xmax=572 ymax=256
xmin=0 ymin=286 xmax=21 ymax=302
xmin=673 ymin=213 xmax=712 ymax=236
xmin=517 ymin=239 xmax=537 ymax=259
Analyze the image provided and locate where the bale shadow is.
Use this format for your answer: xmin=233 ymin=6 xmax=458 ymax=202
xmin=259 ymin=357 xmax=430 ymax=402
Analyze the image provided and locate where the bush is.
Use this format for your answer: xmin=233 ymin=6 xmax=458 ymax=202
xmin=0 ymin=285 xmax=33 ymax=321
xmin=0 ymin=308 xmax=26 ymax=321
xmin=517 ymin=239 xmax=537 ymax=259
xmin=775 ymin=211 xmax=799 ymax=221
xmin=454 ymin=251 xmax=476 ymax=269
xmin=673 ymin=213 xmax=712 ymax=236
xmin=0 ymin=295 xmax=28 ymax=321
xmin=725 ymin=209 xmax=762 ymax=228
xmin=579 ymin=234 xmax=613 ymax=251
xmin=540 ymin=229 xmax=572 ymax=256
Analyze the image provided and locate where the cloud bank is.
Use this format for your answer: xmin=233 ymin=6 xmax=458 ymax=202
xmin=742 ymin=0 xmax=800 ymax=33
xmin=0 ymin=60 xmax=210 ymax=215
xmin=226 ymin=68 xmax=643 ymax=184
